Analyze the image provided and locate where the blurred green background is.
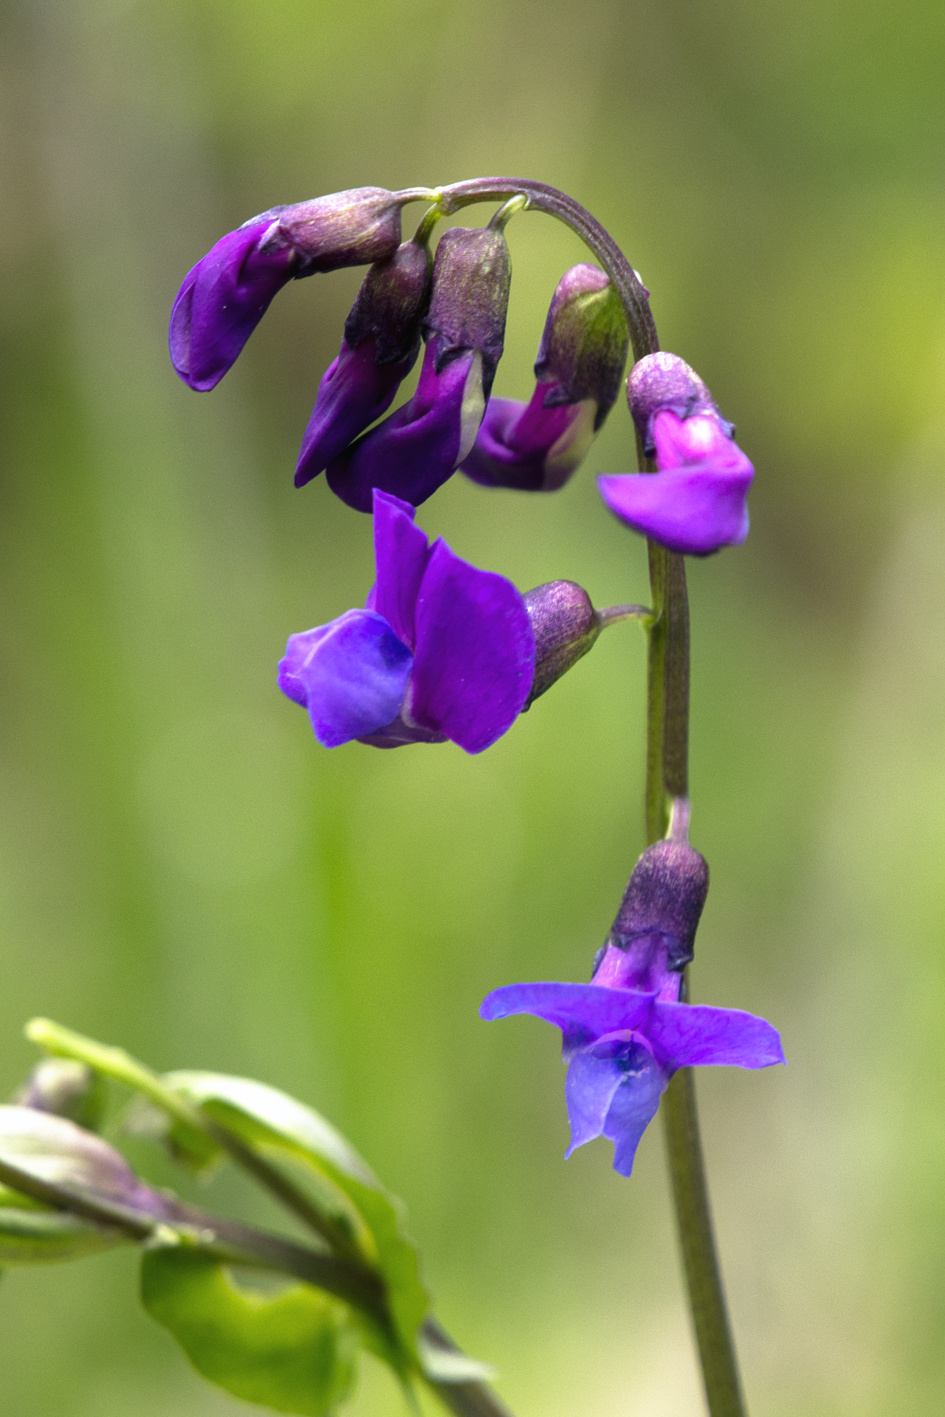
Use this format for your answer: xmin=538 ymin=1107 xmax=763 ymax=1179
xmin=2 ymin=0 xmax=945 ymax=1412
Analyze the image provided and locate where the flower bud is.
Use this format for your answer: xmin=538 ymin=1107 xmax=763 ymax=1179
xmin=598 ymin=352 xmax=754 ymax=556
xmin=343 ymin=238 xmax=432 ymax=365
xmin=170 ymin=187 xmax=409 ymax=393
xmin=606 ymin=840 xmax=709 ymax=970
xmin=461 ymin=264 xmax=626 ymax=492
xmin=424 ymin=226 xmax=511 ymax=394
xmin=259 ymin=186 xmax=406 ymax=274
xmin=0 ymin=1105 xmax=165 ymax=1212
xmin=522 ymin=581 xmax=600 ymax=707
xmin=13 ymin=1059 xmax=105 ymax=1132
xmin=294 ymin=240 xmax=433 ymax=488
xmin=534 ymin=264 xmax=628 ymax=424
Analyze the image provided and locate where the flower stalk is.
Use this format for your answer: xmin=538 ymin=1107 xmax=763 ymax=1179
xmin=430 ymin=181 xmax=746 ymax=1417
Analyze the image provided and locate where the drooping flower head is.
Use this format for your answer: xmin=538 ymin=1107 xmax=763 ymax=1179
xmin=598 ymin=352 xmax=754 ymax=556
xmin=324 ymin=226 xmax=511 ymax=511
xmin=481 ymin=837 xmax=783 ymax=1175
xmin=278 ymin=490 xmax=535 ymax=752
xmin=463 ymin=263 xmax=628 ymax=492
xmin=169 ymin=188 xmax=413 ymax=392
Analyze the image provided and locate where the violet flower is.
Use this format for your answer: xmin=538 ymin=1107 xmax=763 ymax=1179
xmin=169 ymin=188 xmax=410 ymax=392
xmin=598 ymin=353 xmax=754 ymax=556
xmin=481 ymin=839 xmax=784 ymax=1175
xmin=295 ymin=238 xmax=432 ymax=487
xmin=278 ymin=490 xmax=535 ymax=752
xmin=325 ymin=226 xmax=511 ymax=512
xmin=462 ymin=264 xmax=628 ymax=492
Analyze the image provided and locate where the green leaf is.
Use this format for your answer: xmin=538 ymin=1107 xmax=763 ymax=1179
xmin=161 ymin=1073 xmax=430 ymax=1369
xmin=0 ymin=1205 xmax=126 ymax=1263
xmin=141 ymin=1244 xmax=357 ymax=1416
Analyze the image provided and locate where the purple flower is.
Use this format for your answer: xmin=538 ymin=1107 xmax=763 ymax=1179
xmin=295 ymin=238 xmax=433 ymax=488
xmin=169 ymin=188 xmax=409 ymax=393
xmin=462 ymin=264 xmax=628 ymax=492
xmin=481 ymin=840 xmax=783 ymax=1175
xmin=597 ymin=352 xmax=754 ymax=556
xmin=324 ymin=227 xmax=511 ymax=511
xmin=278 ymin=490 xmax=535 ymax=752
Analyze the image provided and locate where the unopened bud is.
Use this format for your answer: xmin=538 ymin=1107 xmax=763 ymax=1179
xmin=607 ymin=840 xmax=709 ymax=970
xmin=0 ymin=1105 xmax=159 ymax=1209
xmin=627 ymin=352 xmax=730 ymax=456
xmin=13 ymin=1059 xmax=105 ymax=1132
xmin=523 ymin=581 xmax=600 ymax=708
xmin=424 ymin=227 xmax=511 ymax=393
xmin=535 ymin=264 xmax=628 ymax=428
xmin=343 ymin=238 xmax=433 ymax=366
xmin=263 ymin=186 xmax=407 ymax=273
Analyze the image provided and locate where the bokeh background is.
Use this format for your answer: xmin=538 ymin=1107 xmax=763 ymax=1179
xmin=2 ymin=0 xmax=945 ymax=1413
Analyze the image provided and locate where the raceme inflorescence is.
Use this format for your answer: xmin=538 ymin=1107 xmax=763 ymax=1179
xmin=1 ymin=178 xmax=776 ymax=1417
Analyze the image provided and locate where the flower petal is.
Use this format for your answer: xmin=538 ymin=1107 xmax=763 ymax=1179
xmin=294 ymin=339 xmax=411 ymax=487
xmin=370 ymin=490 xmax=432 ymax=650
xmin=646 ymin=1001 xmax=785 ymax=1072
xmin=278 ymin=609 xmax=412 ymax=748
xmin=326 ymin=343 xmax=485 ymax=512
xmin=461 ymin=390 xmax=595 ymax=492
xmin=479 ymin=982 xmax=654 ymax=1058
xmin=408 ymin=539 xmax=535 ymax=753
xmin=600 ymin=1042 xmax=666 ymax=1176
xmin=597 ymin=456 xmax=753 ymax=557
xmin=169 ymin=221 xmax=296 ymax=392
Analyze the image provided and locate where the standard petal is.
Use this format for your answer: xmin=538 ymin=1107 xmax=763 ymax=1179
xmin=370 ymin=490 xmax=432 ymax=650
xmin=600 ymin=1042 xmax=666 ymax=1176
xmin=408 ymin=538 xmax=535 ymax=754
xmin=646 ymin=1001 xmax=785 ymax=1072
xmin=169 ymin=221 xmax=296 ymax=392
xmin=597 ymin=458 xmax=753 ymax=557
xmin=277 ymin=609 xmax=412 ymax=748
xmin=325 ymin=343 xmax=485 ymax=512
xmin=461 ymin=390 xmax=595 ymax=492
xmin=480 ymin=982 xmax=655 ymax=1058
xmin=294 ymin=339 xmax=410 ymax=487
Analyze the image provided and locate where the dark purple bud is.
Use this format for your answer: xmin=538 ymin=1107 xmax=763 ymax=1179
xmin=534 ymin=264 xmax=628 ymax=427
xmin=294 ymin=241 xmax=433 ymax=488
xmin=169 ymin=188 xmax=409 ymax=393
xmin=607 ymin=839 xmax=709 ymax=970
xmin=598 ymin=352 xmax=754 ymax=556
xmin=262 ymin=186 xmax=406 ymax=273
xmin=523 ymin=581 xmax=600 ymax=707
xmin=13 ymin=1060 xmax=105 ymax=1132
xmin=344 ymin=238 xmax=433 ymax=365
xmin=460 ymin=264 xmax=626 ymax=492
xmin=424 ymin=227 xmax=511 ymax=395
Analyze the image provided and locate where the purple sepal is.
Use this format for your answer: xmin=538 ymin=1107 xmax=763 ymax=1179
xmin=280 ymin=490 xmax=535 ymax=754
xmin=326 ymin=339 xmax=486 ymax=512
xmin=460 ymin=389 xmax=595 ymax=492
xmin=294 ymin=338 xmax=411 ymax=487
xmin=277 ymin=609 xmax=413 ymax=748
xmin=565 ymin=1040 xmax=665 ymax=1176
xmin=598 ymin=412 xmax=754 ymax=557
xmin=169 ymin=220 xmax=297 ymax=391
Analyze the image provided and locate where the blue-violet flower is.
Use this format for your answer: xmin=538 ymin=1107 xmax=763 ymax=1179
xmin=481 ymin=838 xmax=784 ymax=1175
xmin=598 ymin=352 xmax=754 ymax=556
xmin=278 ymin=490 xmax=535 ymax=752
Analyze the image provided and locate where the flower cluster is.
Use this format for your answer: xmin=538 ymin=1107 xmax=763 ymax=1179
xmin=482 ymin=839 xmax=783 ymax=1175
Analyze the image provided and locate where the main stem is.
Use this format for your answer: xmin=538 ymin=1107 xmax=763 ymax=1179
xmin=435 ymin=177 xmax=748 ymax=1417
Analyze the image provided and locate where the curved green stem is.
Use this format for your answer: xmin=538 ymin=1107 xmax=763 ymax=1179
xmin=426 ymin=178 xmax=750 ymax=1417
